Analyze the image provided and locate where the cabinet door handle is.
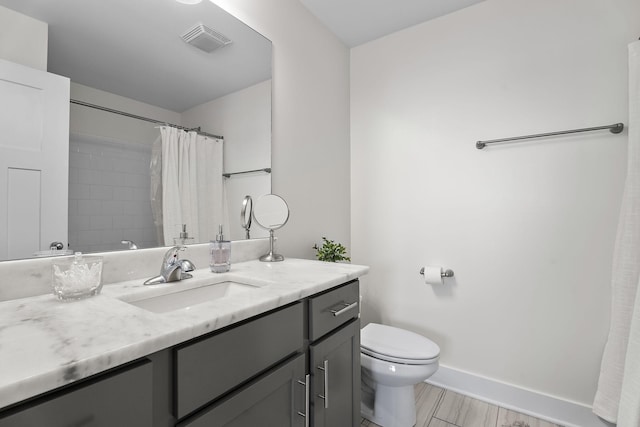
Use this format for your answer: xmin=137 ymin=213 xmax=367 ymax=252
xmin=330 ymin=301 xmax=358 ymax=317
xmin=317 ymin=360 xmax=329 ymax=409
xmin=297 ymin=374 xmax=310 ymax=427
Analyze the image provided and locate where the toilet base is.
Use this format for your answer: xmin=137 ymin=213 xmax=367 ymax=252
xmin=361 ymin=384 xmax=417 ymax=427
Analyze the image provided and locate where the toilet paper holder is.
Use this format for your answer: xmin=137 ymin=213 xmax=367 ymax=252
xmin=419 ymin=267 xmax=454 ymax=278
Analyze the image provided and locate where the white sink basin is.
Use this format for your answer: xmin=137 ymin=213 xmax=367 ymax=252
xmin=126 ymin=281 xmax=258 ymax=313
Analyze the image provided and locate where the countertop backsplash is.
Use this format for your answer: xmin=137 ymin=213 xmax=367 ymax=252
xmin=0 ymin=238 xmax=271 ymax=302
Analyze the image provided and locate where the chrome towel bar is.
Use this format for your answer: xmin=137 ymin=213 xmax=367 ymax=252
xmin=476 ymin=122 xmax=624 ymax=150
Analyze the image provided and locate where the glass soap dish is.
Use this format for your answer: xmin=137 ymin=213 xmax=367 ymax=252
xmin=52 ymin=252 xmax=104 ymax=301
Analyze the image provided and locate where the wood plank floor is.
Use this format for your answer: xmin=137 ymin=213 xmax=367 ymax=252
xmin=360 ymin=383 xmax=564 ymax=427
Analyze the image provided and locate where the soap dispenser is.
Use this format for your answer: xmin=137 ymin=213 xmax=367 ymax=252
xmin=210 ymin=225 xmax=231 ymax=273
xmin=174 ymin=224 xmax=195 ymax=246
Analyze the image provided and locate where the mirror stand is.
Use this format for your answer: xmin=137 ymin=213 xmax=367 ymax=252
xmin=252 ymin=194 xmax=289 ymax=263
xmin=260 ymin=230 xmax=284 ymax=262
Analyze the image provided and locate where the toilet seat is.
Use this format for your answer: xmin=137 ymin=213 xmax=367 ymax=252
xmin=361 ymin=347 xmax=438 ymax=365
xmin=361 ymin=323 xmax=440 ymax=365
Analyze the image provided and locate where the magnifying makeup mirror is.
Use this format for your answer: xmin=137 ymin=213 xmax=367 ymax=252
xmin=241 ymin=196 xmax=253 ymax=239
xmin=252 ymin=194 xmax=289 ymax=262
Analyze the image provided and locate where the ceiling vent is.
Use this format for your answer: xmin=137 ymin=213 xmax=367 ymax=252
xmin=181 ymin=24 xmax=232 ymax=53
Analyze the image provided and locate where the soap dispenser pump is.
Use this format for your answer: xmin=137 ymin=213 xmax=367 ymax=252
xmin=174 ymin=224 xmax=195 ymax=246
xmin=210 ymin=224 xmax=231 ymax=273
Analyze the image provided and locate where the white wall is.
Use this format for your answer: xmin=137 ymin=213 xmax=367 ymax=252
xmin=182 ymin=80 xmax=271 ymax=172
xmin=351 ymin=0 xmax=639 ymax=407
xmin=212 ymin=0 xmax=351 ymax=258
xmin=0 ymin=5 xmax=47 ymax=71
xmin=182 ymin=80 xmax=271 ymax=241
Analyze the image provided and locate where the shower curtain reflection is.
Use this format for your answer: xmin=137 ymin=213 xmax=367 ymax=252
xmin=151 ymin=126 xmax=228 ymax=246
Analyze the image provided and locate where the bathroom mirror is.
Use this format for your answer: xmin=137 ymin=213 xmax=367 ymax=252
xmin=0 ymin=0 xmax=272 ymax=260
xmin=252 ymin=194 xmax=289 ymax=262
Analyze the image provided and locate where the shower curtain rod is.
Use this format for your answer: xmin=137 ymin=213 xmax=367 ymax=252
xmin=70 ymin=99 xmax=223 ymax=140
xmin=476 ymin=122 xmax=624 ymax=149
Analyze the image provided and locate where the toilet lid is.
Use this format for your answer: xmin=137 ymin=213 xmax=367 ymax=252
xmin=361 ymin=323 xmax=440 ymax=363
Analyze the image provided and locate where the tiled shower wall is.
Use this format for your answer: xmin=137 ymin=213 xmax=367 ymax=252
xmin=68 ymin=134 xmax=159 ymax=253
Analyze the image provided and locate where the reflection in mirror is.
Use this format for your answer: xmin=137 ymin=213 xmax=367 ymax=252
xmin=241 ymin=196 xmax=253 ymax=239
xmin=253 ymin=194 xmax=290 ymax=262
xmin=0 ymin=0 xmax=272 ymax=261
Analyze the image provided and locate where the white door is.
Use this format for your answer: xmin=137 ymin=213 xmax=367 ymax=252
xmin=0 ymin=58 xmax=70 ymax=260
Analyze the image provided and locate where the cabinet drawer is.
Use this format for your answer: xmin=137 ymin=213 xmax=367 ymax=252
xmin=308 ymin=280 xmax=359 ymax=341
xmin=178 ymin=354 xmax=306 ymax=427
xmin=175 ymin=302 xmax=304 ymax=419
xmin=0 ymin=359 xmax=153 ymax=427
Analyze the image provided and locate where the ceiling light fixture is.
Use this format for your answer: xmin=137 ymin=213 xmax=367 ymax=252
xmin=176 ymin=0 xmax=202 ymax=5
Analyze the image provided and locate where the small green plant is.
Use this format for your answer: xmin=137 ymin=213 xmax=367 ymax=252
xmin=313 ymin=237 xmax=351 ymax=262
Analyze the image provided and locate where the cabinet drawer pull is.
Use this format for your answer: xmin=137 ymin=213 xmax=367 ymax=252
xmin=297 ymin=374 xmax=310 ymax=427
xmin=317 ymin=360 xmax=329 ymax=409
xmin=329 ymin=301 xmax=358 ymax=317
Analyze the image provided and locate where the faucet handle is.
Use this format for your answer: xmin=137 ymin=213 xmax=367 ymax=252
xmin=166 ymin=245 xmax=186 ymax=257
xmin=162 ymin=245 xmax=187 ymax=270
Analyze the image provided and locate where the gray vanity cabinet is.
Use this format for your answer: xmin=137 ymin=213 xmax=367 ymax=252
xmin=307 ymin=280 xmax=361 ymax=427
xmin=0 ymin=280 xmax=362 ymax=427
xmin=0 ymin=359 xmax=153 ymax=427
xmin=176 ymin=281 xmax=361 ymax=427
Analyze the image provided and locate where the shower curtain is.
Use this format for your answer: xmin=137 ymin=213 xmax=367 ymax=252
xmin=152 ymin=126 xmax=227 ymax=245
xmin=593 ymin=40 xmax=640 ymax=425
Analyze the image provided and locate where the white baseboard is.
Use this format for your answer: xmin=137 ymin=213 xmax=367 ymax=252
xmin=426 ymin=366 xmax=614 ymax=427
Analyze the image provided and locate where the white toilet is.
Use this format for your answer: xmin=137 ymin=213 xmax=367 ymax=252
xmin=360 ymin=323 xmax=440 ymax=427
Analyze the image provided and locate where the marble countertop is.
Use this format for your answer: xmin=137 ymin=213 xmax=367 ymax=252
xmin=0 ymin=258 xmax=368 ymax=409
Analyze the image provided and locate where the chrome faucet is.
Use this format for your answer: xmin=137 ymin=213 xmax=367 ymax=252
xmin=144 ymin=246 xmax=195 ymax=286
